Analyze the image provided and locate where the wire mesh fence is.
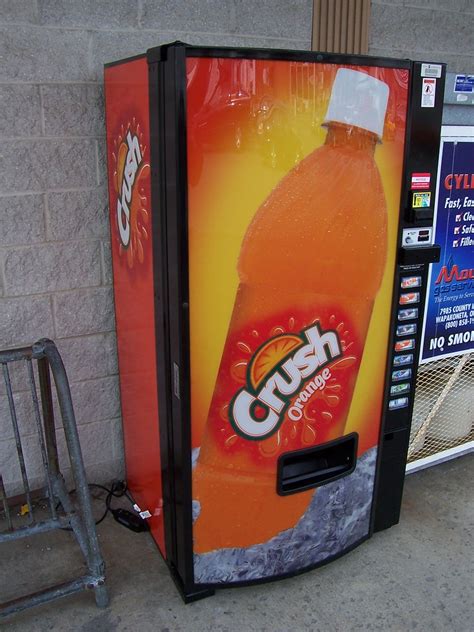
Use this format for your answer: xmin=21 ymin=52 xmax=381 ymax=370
xmin=409 ymin=352 xmax=474 ymax=462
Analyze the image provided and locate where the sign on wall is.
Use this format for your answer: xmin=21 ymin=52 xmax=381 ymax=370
xmin=420 ymin=126 xmax=474 ymax=364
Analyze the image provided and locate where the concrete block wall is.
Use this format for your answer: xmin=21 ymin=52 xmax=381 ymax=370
xmin=1 ymin=1 xmax=472 ymax=493
xmin=0 ymin=0 xmax=313 ymax=493
xmin=369 ymin=0 xmax=474 ymax=73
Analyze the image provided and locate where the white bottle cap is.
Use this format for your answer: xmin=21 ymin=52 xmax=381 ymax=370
xmin=324 ymin=68 xmax=389 ymax=140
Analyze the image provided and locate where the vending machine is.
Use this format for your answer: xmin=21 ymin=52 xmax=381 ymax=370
xmin=104 ymin=43 xmax=445 ymax=601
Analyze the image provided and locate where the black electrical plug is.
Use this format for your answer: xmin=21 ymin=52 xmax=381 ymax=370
xmin=111 ymin=508 xmax=150 ymax=533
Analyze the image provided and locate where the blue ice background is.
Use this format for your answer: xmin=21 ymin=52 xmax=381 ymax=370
xmin=192 ymin=446 xmax=377 ymax=584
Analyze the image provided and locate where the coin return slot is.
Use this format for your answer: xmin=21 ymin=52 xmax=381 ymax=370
xmin=277 ymin=433 xmax=358 ymax=496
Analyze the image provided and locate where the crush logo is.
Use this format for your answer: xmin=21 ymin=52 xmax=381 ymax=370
xmin=230 ymin=323 xmax=343 ymax=440
xmin=117 ymin=131 xmax=141 ymax=247
xmin=112 ymin=120 xmax=150 ymax=268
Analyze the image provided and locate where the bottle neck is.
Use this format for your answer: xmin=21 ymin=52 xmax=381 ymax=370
xmin=324 ymin=122 xmax=378 ymax=155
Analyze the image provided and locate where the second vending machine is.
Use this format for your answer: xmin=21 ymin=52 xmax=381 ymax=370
xmin=105 ymin=43 xmax=445 ymax=600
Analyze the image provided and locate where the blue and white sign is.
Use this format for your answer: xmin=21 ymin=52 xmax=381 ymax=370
xmin=420 ymin=127 xmax=474 ymax=364
xmin=454 ymin=75 xmax=474 ymax=94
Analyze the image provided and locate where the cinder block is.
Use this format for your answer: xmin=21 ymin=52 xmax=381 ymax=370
xmin=0 ymin=194 xmax=45 ymax=247
xmin=0 ymin=434 xmax=45 ymax=496
xmin=403 ymin=0 xmax=467 ymax=11
xmin=0 ymin=27 xmax=90 ymax=82
xmin=370 ymin=4 xmax=436 ymax=52
xmin=38 ymin=0 xmax=138 ymax=29
xmin=0 ymin=338 xmax=118 ymax=415
xmin=0 ymin=85 xmax=42 ymax=137
xmin=140 ymin=0 xmax=238 ymax=32
xmin=101 ymin=241 xmax=113 ymax=285
xmin=53 ymin=287 xmax=115 ymax=337
xmin=431 ymin=10 xmax=474 ymax=52
xmin=0 ymin=296 xmax=55 ymax=348
xmin=0 ymin=0 xmax=38 ymax=24
xmin=57 ymin=419 xmax=113 ymax=469
xmin=369 ymin=46 xmax=473 ymax=75
xmin=0 ymin=139 xmax=98 ymax=194
xmin=0 ymin=438 xmax=18 ymax=494
xmin=47 ymin=377 xmax=119 ymax=429
xmin=371 ymin=0 xmax=404 ymax=5
xmin=90 ymin=30 xmax=170 ymax=80
xmin=368 ymin=47 xmax=405 ymax=59
xmin=1 ymin=419 xmax=121 ymax=494
xmin=0 ymin=357 xmax=32 ymax=396
xmin=42 ymin=84 xmax=104 ymax=137
xmin=181 ymin=32 xmax=310 ymax=51
xmin=97 ymin=137 xmax=107 ymax=186
xmin=67 ymin=376 xmax=121 ymax=426
xmin=47 ymin=188 xmax=108 ymax=241
xmin=56 ymin=332 xmax=118 ymax=382
xmin=110 ymin=416 xmax=124 ymax=461
xmin=233 ymin=0 xmax=313 ymax=40
xmin=3 ymin=241 xmax=102 ymax=296
xmin=439 ymin=54 xmax=474 ymax=74
xmin=61 ymin=456 xmax=124 ymax=487
xmin=93 ymin=30 xmax=310 ymax=81
xmin=0 ymin=389 xmax=37 ymax=440
xmin=140 ymin=0 xmax=312 ymax=40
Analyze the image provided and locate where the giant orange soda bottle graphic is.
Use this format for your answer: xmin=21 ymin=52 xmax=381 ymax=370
xmin=193 ymin=68 xmax=390 ymax=553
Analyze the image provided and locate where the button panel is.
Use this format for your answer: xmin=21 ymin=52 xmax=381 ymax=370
xmin=400 ymin=275 xmax=421 ymax=289
xmin=389 ymin=397 xmax=410 ymax=410
xmin=387 ymin=263 xmax=427 ymax=421
xmin=399 ymin=292 xmax=420 ymax=305
xmin=396 ymin=323 xmax=417 ymax=336
xmin=390 ymin=383 xmax=411 ymax=396
xmin=392 ymin=368 xmax=412 ymax=381
xmin=398 ymin=307 xmax=419 ymax=320
xmin=394 ymin=338 xmax=415 ymax=352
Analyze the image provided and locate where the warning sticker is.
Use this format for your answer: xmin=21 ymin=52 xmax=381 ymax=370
xmin=139 ymin=510 xmax=152 ymax=519
xmin=411 ymin=172 xmax=431 ymax=190
xmin=412 ymin=191 xmax=431 ymax=208
xmin=421 ymin=78 xmax=436 ymax=108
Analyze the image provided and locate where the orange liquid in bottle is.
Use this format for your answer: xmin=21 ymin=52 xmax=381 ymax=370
xmin=193 ymin=116 xmax=388 ymax=553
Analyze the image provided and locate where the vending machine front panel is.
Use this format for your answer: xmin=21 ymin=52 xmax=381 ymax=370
xmin=184 ymin=53 xmax=409 ymax=584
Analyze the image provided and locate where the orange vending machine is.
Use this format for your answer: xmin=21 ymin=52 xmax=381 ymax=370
xmin=105 ymin=43 xmax=445 ymax=601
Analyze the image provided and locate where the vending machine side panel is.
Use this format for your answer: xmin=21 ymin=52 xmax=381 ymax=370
xmin=104 ymin=56 xmax=166 ymax=556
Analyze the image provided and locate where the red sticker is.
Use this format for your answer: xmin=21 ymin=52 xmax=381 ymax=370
xmin=411 ymin=172 xmax=431 ymax=190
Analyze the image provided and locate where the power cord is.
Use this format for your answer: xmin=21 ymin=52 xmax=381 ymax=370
xmin=93 ymin=480 xmax=132 ymax=526
xmin=61 ymin=480 xmax=149 ymax=533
